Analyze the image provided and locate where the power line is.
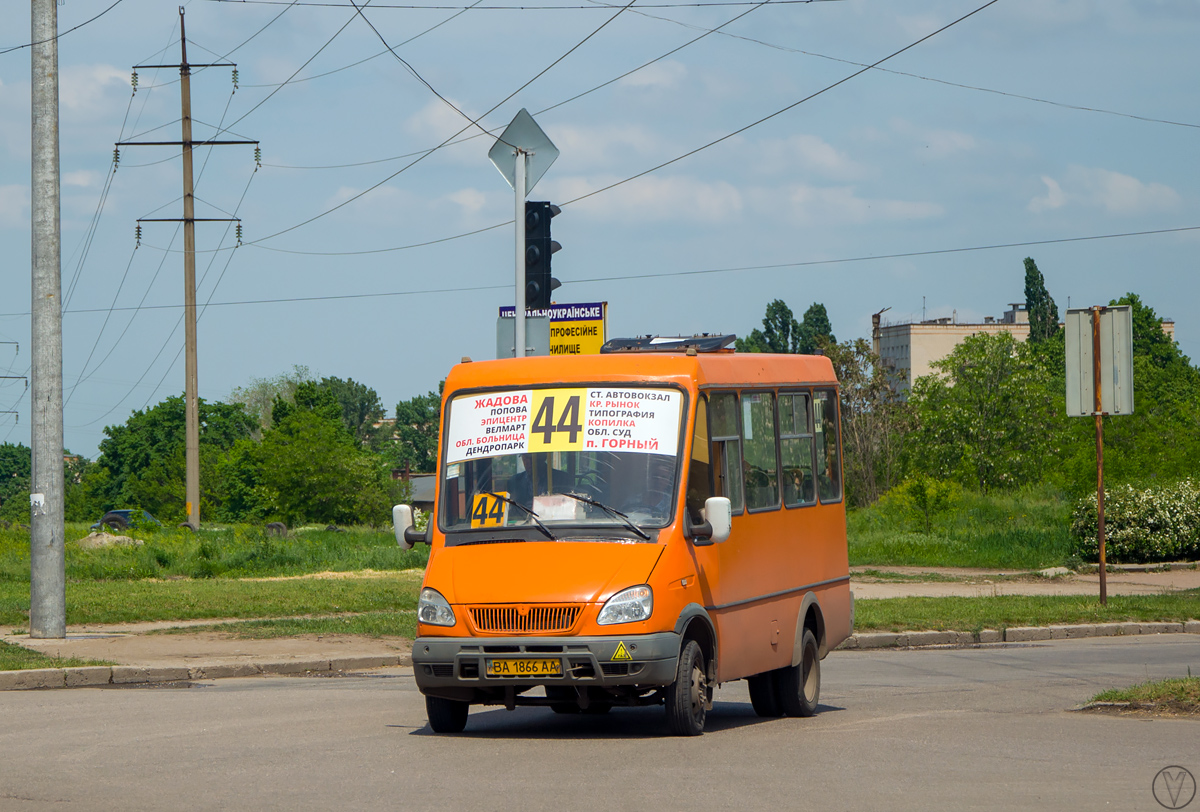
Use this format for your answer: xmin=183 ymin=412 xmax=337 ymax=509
xmin=17 ymin=225 xmax=1192 ymax=318
xmin=243 ymin=0 xmax=643 ymax=246
xmin=562 ymin=0 xmax=1004 ymax=209
xmin=0 ymin=0 xmax=127 ymax=57
xmin=203 ymin=0 xmax=842 ymax=7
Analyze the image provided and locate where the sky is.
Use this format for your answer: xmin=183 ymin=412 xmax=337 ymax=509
xmin=1 ymin=0 xmax=1197 ymax=458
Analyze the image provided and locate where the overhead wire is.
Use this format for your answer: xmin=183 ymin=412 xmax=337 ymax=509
xmin=0 ymin=0 xmax=128 ymax=57
xmin=21 ymin=225 xmax=1197 ymax=318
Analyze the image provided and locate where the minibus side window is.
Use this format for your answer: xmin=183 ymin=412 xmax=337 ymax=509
xmin=685 ymin=396 xmax=713 ymax=524
xmin=708 ymin=392 xmax=744 ymax=514
xmin=814 ymin=389 xmax=843 ymax=503
xmin=779 ymin=392 xmax=816 ymax=508
xmin=741 ymin=390 xmax=780 ymax=511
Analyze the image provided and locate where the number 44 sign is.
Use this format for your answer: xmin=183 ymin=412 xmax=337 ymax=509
xmin=528 ymin=389 xmax=584 ymax=452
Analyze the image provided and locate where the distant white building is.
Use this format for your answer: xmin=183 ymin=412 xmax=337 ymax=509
xmin=873 ymin=303 xmax=1175 ymax=394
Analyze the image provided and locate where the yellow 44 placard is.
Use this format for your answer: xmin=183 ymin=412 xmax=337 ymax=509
xmin=471 ymin=492 xmax=509 ymax=528
xmin=526 ymin=389 xmax=586 ymax=453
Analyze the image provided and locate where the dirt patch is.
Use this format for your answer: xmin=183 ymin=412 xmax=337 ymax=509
xmin=1077 ymin=700 xmax=1200 ymax=718
xmin=240 ymin=569 xmax=422 ymax=582
xmin=75 ymin=531 xmax=143 ymax=549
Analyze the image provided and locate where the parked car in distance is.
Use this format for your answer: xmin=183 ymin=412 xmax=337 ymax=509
xmin=90 ymin=510 xmax=162 ymax=532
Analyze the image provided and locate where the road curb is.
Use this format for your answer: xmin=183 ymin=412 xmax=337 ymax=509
xmin=0 ymin=654 xmax=411 ymax=692
xmin=838 ymin=620 xmax=1200 ymax=651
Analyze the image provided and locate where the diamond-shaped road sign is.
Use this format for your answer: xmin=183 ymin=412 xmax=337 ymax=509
xmin=488 ymin=108 xmax=559 ymax=194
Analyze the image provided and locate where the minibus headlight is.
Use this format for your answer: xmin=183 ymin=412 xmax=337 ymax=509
xmin=597 ymin=585 xmax=653 ymax=625
xmin=417 ymin=588 xmax=456 ymax=627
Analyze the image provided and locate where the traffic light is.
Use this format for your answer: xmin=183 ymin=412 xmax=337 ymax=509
xmin=525 ymin=201 xmax=561 ymax=310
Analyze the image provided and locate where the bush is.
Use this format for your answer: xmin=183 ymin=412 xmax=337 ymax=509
xmin=1070 ymin=479 xmax=1200 ymax=563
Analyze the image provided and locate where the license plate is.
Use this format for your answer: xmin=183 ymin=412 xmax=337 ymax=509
xmin=485 ymin=658 xmax=563 ymax=677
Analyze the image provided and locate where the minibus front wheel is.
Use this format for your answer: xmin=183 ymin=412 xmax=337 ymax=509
xmin=426 ymin=695 xmax=469 ymax=733
xmin=665 ymin=640 xmax=708 ymax=736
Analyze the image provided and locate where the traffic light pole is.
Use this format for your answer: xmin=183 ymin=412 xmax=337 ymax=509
xmin=514 ymin=150 xmax=527 ymax=358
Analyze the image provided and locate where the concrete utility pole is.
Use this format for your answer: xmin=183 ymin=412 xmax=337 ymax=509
xmin=30 ymin=0 xmax=66 ymax=638
xmin=118 ymin=7 xmax=257 ymax=529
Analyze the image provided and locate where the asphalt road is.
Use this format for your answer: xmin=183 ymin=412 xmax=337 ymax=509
xmin=2 ymin=636 xmax=1196 ymax=811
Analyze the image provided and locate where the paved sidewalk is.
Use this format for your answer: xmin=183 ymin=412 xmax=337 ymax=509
xmin=3 ymin=566 xmax=1196 ymax=690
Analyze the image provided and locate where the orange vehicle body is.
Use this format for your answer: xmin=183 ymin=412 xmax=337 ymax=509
xmin=409 ymin=349 xmax=852 ymax=733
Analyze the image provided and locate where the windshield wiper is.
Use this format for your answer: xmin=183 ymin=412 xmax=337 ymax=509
xmin=482 ymin=492 xmax=556 ymax=540
xmin=561 ymin=493 xmax=651 ymax=540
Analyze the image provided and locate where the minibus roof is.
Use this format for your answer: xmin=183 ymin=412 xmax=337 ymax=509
xmin=444 ymin=352 xmax=838 ymax=394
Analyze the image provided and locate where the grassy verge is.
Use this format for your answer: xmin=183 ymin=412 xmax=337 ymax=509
xmin=848 ymin=487 xmax=1074 ymax=569
xmin=157 ymin=610 xmax=418 ymax=640
xmin=0 ymin=523 xmax=429 ymax=582
xmin=0 ymin=570 xmax=423 ymax=626
xmin=854 ymin=590 xmax=1200 ymax=633
xmin=1088 ymin=676 xmax=1200 ymax=715
xmin=0 ymin=640 xmax=111 ymax=671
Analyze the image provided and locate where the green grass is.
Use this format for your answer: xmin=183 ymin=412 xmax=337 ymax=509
xmin=0 ymin=640 xmax=111 ymax=671
xmin=848 ymin=487 xmax=1074 ymax=569
xmin=1090 ymin=676 xmax=1200 ymax=712
xmin=854 ymin=590 xmax=1200 ymax=633
xmin=157 ymin=610 xmax=418 ymax=640
xmin=0 ymin=523 xmax=430 ymax=583
xmin=0 ymin=570 xmax=424 ymax=626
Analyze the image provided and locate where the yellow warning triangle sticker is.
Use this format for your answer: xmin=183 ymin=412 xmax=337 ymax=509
xmin=611 ymin=642 xmax=632 ymax=661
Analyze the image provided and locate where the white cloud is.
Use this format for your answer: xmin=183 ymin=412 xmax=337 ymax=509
xmin=545 ymin=175 xmax=743 ymax=223
xmin=0 ymin=185 xmax=28 ymax=228
xmin=1028 ymin=176 xmax=1066 ymax=212
xmin=750 ymin=183 xmax=942 ymax=227
xmin=890 ymin=119 xmax=977 ymax=157
xmin=445 ymin=187 xmax=487 ymax=215
xmin=551 ymin=124 xmax=662 ymax=169
xmin=756 ymin=134 xmax=865 ymax=181
xmin=60 ymin=64 xmax=129 ymax=118
xmin=63 ymin=170 xmax=100 ymax=188
xmin=405 ymin=97 xmax=478 ymax=143
xmin=1028 ymin=166 xmax=1181 ymax=215
xmin=618 ymin=60 xmax=687 ymax=90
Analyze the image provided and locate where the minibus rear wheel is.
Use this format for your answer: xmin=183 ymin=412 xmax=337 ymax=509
xmin=665 ymin=640 xmax=707 ymax=736
xmin=426 ymin=695 xmax=469 ymax=733
xmin=748 ymin=671 xmax=783 ymax=717
xmin=777 ymin=628 xmax=820 ymax=717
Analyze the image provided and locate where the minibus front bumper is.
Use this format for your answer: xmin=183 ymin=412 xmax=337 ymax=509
xmin=412 ymin=632 xmax=681 ymax=699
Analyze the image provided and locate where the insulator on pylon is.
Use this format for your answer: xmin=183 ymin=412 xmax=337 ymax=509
xmin=135 ymin=224 xmax=142 ymax=248
xmin=113 ymin=147 xmax=120 ymax=168
xmin=254 ymin=146 xmax=262 ymax=169
xmin=232 ymin=68 xmax=239 ymax=90
xmin=236 ymin=223 xmax=243 ymax=246
xmin=131 ymin=71 xmax=138 ymax=93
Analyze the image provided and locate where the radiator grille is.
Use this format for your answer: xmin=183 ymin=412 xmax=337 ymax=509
xmin=469 ymin=605 xmax=581 ymax=634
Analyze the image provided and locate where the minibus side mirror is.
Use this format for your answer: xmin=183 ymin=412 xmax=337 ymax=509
xmin=392 ymin=504 xmax=426 ymax=550
xmin=687 ymin=496 xmax=732 ymax=545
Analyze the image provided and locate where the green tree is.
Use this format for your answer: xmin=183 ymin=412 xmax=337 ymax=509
xmin=89 ymin=395 xmax=256 ymax=519
xmin=318 ymin=376 xmax=386 ymax=447
xmin=735 ymin=299 xmax=801 ymax=353
xmin=736 ymin=300 xmax=835 ymax=355
xmin=822 ymin=338 xmax=909 ymax=506
xmin=882 ymin=475 xmax=962 ymax=534
xmin=228 ymin=365 xmax=312 ymax=436
xmin=907 ymin=332 xmax=1066 ymax=492
xmin=0 ymin=442 xmax=32 ymax=523
xmin=1024 ymin=257 xmax=1060 ymax=343
xmin=390 ymin=383 xmax=444 ymax=474
xmin=271 ymin=380 xmax=343 ymax=429
xmin=797 ymin=302 xmax=835 ymax=355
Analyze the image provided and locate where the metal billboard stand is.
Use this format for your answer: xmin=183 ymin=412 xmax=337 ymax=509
xmin=1065 ymin=305 xmax=1133 ymax=606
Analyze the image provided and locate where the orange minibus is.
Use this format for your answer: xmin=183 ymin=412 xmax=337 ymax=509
xmin=393 ymin=335 xmax=853 ymax=735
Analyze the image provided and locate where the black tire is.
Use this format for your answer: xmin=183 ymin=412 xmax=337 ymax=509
xmin=177 ymin=522 xmax=196 ymax=532
xmin=265 ymin=522 xmax=287 ymax=537
xmin=99 ymin=512 xmax=128 ymax=531
xmin=546 ymin=686 xmax=579 ymax=714
xmin=425 ymin=695 xmax=469 ymax=733
xmin=777 ymin=628 xmax=820 ymax=718
xmin=748 ymin=671 xmax=783 ymax=717
xmin=665 ymin=639 xmax=707 ymax=736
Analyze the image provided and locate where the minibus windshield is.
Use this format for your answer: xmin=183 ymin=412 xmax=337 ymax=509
xmin=440 ymin=385 xmax=684 ymax=536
